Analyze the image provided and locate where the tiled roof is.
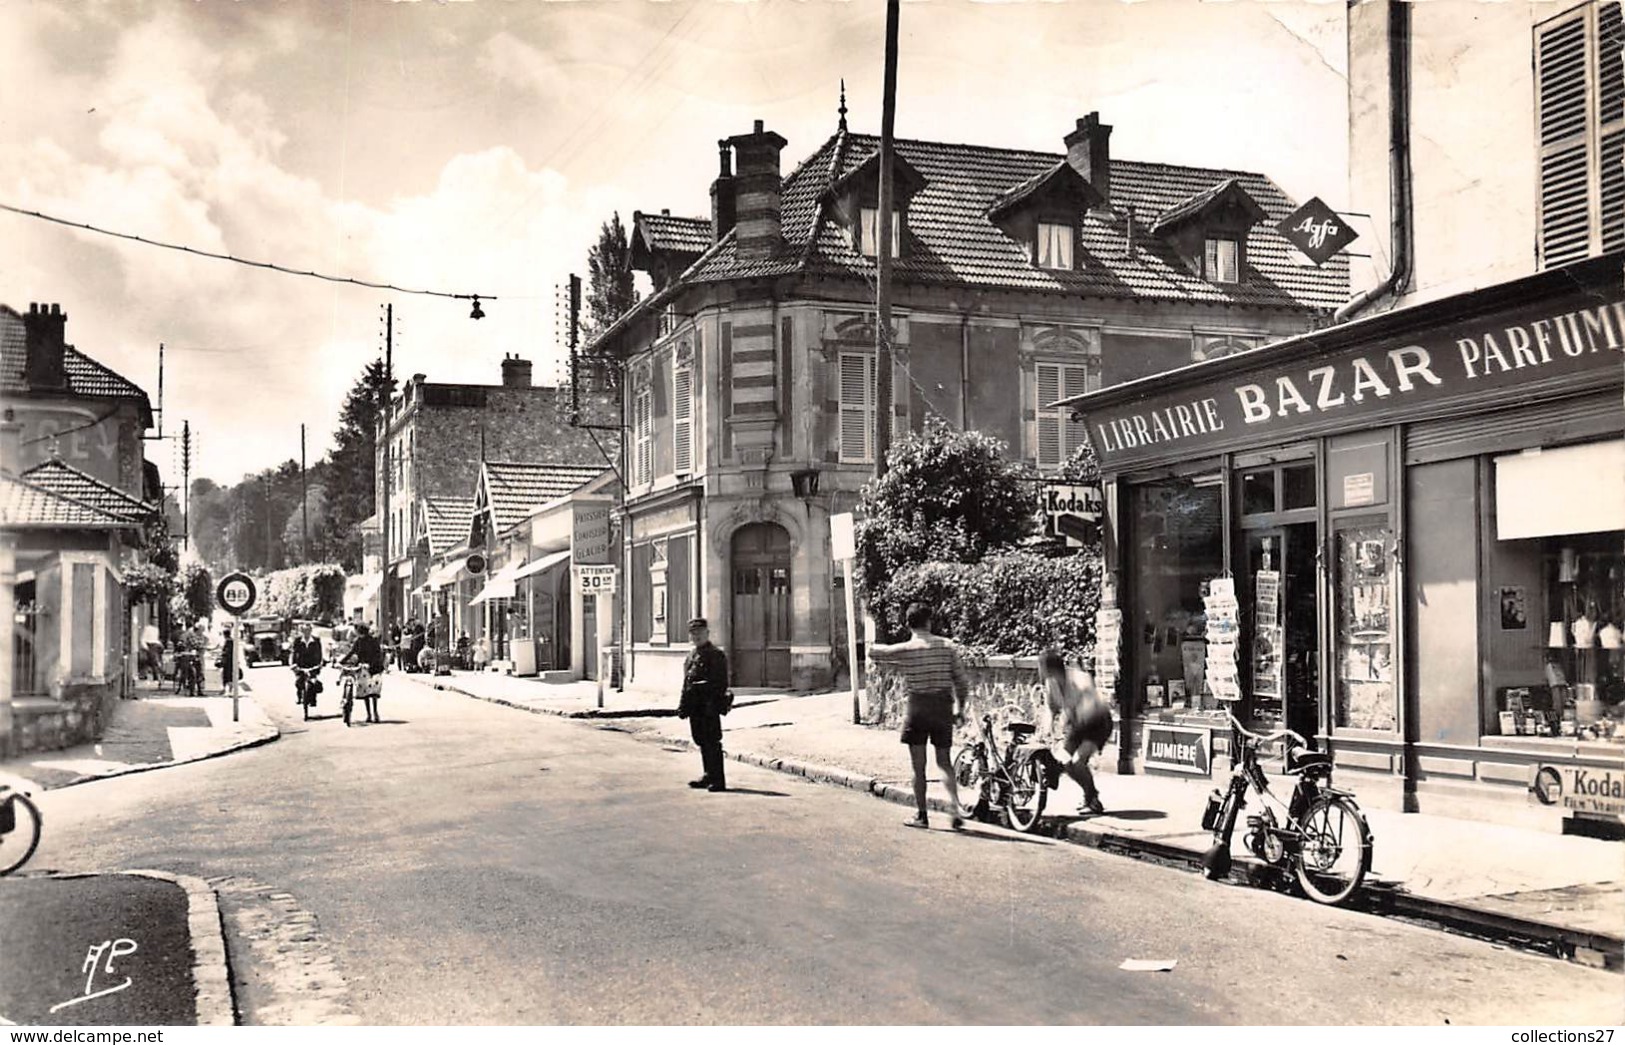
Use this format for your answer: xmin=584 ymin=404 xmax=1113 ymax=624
xmin=634 ymin=212 xmax=711 ymax=255
xmin=422 ymin=496 xmax=474 ymax=556
xmin=0 ymin=472 xmax=141 ymax=529
xmin=678 ymin=130 xmax=1349 ymax=311
xmin=987 ymin=161 xmax=1100 ymax=222
xmin=0 ymin=306 xmax=154 ymax=417
xmin=1151 ymin=178 xmax=1268 ymax=234
xmin=21 ymin=459 xmax=153 ymax=522
xmin=481 ymin=462 xmax=605 ymax=535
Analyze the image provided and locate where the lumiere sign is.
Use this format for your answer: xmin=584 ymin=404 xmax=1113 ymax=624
xmin=1078 ymin=284 xmax=1625 ymax=472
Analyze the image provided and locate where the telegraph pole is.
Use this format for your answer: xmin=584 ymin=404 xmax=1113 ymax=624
xmin=380 ymin=303 xmax=394 ymax=638
xmin=569 ymin=274 xmax=582 ymax=426
xmin=874 ymin=0 xmax=900 ymax=479
xmin=181 ymin=421 xmax=191 ymax=551
xmin=262 ymin=473 xmax=273 ymax=571
xmin=300 ymin=423 xmax=309 ymax=563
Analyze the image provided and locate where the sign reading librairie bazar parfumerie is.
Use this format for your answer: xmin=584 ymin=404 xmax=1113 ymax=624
xmin=1074 ymin=284 xmax=1625 ymax=473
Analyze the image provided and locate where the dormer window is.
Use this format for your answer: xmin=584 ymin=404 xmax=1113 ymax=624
xmin=859 ymin=207 xmax=901 ymax=258
xmin=1205 ymin=237 xmax=1240 ymax=283
xmin=1036 ymin=221 xmax=1075 ymax=270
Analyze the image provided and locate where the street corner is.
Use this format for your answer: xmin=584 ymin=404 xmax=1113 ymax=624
xmin=0 ymin=871 xmax=232 ymax=1027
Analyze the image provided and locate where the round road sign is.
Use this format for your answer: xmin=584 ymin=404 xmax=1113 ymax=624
xmin=217 ymin=572 xmax=258 ymax=616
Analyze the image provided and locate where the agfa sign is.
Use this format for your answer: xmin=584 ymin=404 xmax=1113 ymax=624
xmin=1040 ymin=484 xmax=1103 ymax=547
xmin=1276 ymin=197 xmax=1358 ymax=267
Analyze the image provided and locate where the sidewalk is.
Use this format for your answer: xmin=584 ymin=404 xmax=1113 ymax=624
xmin=417 ymin=670 xmax=1624 ymax=970
xmin=413 ymin=667 xmax=720 ymax=717
xmin=0 ymin=680 xmax=279 ymax=792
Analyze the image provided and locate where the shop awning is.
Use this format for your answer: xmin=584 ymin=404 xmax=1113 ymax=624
xmin=1496 ymin=440 xmax=1625 ymax=540
xmin=344 ymin=573 xmax=383 ymax=614
xmin=428 ymin=557 xmax=468 ymax=590
xmin=468 ymin=558 xmax=527 ymax=605
xmin=514 ymin=549 xmax=572 ymax=581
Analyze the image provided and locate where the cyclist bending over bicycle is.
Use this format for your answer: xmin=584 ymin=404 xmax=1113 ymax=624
xmin=1038 ymin=648 xmax=1110 ymax=817
xmin=341 ymin=622 xmax=388 ymax=725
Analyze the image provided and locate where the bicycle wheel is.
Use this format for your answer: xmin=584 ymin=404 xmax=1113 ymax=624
xmin=342 ymin=682 xmax=354 ymax=727
xmin=1294 ymin=793 xmax=1371 ymax=905
xmin=953 ymin=745 xmax=990 ymax=820
xmin=0 ymin=793 xmax=43 ymax=876
xmin=1003 ymin=756 xmax=1047 ymax=833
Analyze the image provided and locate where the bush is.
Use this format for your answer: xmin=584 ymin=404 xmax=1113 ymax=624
xmin=262 ymin=563 xmax=349 ymax=620
xmin=124 ymin=562 xmax=175 ymax=606
xmin=878 ymin=547 xmax=1102 ymax=659
xmin=177 ymin=562 xmax=214 ymax=621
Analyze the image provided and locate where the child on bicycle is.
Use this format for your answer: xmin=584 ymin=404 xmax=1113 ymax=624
xmin=1038 ymin=648 xmax=1110 ymax=817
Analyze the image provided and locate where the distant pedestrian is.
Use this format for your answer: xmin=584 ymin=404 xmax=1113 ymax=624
xmin=1038 ymin=649 xmax=1111 ymax=817
xmin=678 ymin=617 xmax=730 ymax=792
xmin=867 ymin=603 xmax=968 ymax=831
xmin=345 ymin=622 xmax=387 ymax=724
xmin=140 ymin=622 xmax=163 ymax=681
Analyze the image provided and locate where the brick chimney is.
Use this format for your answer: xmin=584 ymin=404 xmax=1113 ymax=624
xmin=710 ymin=140 xmax=737 ymax=243
xmin=500 ymin=353 xmax=532 ymax=388
xmin=726 ymin=120 xmax=788 ymax=260
xmin=1064 ymin=113 xmax=1112 ymax=210
xmin=22 ymin=303 xmax=67 ymax=391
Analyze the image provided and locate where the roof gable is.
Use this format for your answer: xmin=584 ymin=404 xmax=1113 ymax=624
xmin=421 ymin=496 xmax=474 ymax=556
xmin=475 ymin=461 xmax=607 ymax=538
xmin=1150 ymin=178 xmax=1270 ymax=235
xmin=1 ymin=472 xmax=142 ymax=529
xmin=21 ymin=458 xmax=153 ymax=522
xmin=986 ymin=161 xmax=1103 ymax=222
xmin=0 ymin=306 xmax=154 ymax=424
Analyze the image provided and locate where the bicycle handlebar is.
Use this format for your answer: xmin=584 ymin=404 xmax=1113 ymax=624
xmin=1223 ymin=710 xmax=1307 ymax=750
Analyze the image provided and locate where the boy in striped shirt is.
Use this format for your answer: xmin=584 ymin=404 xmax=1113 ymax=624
xmin=868 ymin=602 xmax=968 ymax=831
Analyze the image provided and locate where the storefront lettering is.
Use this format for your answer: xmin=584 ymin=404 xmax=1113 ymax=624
xmin=1081 ymin=287 xmax=1625 ymax=468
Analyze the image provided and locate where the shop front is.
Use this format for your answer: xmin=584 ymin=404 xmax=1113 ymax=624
xmin=1063 ymin=254 xmax=1625 ymax=828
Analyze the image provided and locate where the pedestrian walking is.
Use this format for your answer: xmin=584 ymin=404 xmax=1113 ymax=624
xmin=1038 ymin=648 xmax=1111 ymax=817
xmin=345 ymin=622 xmax=387 ymax=724
xmin=867 ymin=603 xmax=968 ymax=831
xmin=677 ymin=617 xmax=730 ymax=792
xmin=140 ymin=622 xmax=163 ymax=681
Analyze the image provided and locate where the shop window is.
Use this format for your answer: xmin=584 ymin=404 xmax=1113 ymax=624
xmin=1333 ymin=524 xmax=1398 ymax=732
xmin=1240 ymin=470 xmax=1276 ymax=515
xmin=1129 ymin=475 xmax=1225 ymax=713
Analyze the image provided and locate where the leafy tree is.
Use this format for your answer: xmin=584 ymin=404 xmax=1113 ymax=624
xmin=854 ymin=420 xmax=1036 ymax=619
xmin=324 ymin=359 xmax=394 ymax=572
xmin=176 ymin=562 xmax=214 ymax=623
xmin=585 ymin=211 xmax=638 ymax=338
xmin=124 ymin=562 xmax=175 ymax=608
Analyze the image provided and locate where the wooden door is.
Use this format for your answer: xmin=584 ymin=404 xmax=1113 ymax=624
xmin=731 ymin=523 xmax=792 ymax=687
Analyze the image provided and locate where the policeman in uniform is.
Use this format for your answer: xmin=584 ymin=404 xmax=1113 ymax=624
xmin=678 ymin=617 xmax=730 ymax=792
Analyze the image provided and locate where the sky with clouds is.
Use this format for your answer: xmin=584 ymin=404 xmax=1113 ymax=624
xmin=0 ymin=0 xmax=1349 ymax=486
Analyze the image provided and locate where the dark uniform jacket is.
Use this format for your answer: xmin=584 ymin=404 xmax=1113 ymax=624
xmin=679 ymin=642 xmax=729 ymax=718
xmin=291 ymin=637 xmax=324 ymax=670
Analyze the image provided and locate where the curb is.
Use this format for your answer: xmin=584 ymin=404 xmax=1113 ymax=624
xmin=647 ymin=728 xmax=1625 ymax=973
xmin=49 ymin=870 xmax=237 ymax=1027
xmin=415 ymin=675 xmax=678 ymax=720
xmin=5 ymin=706 xmax=281 ymax=794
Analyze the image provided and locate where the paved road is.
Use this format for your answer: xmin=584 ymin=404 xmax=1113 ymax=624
xmin=0 ymin=876 xmax=195 ymax=1026
xmin=20 ymin=667 xmax=1623 ymax=1025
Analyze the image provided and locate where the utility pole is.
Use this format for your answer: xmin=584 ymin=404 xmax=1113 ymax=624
xmin=300 ymin=423 xmax=309 ymax=564
xmin=262 ymin=473 xmax=273 ymax=571
xmin=181 ymin=421 xmax=191 ymax=551
xmin=156 ymin=343 xmax=165 ymax=439
xmin=380 ymin=303 xmax=394 ymax=638
xmin=569 ymin=274 xmax=582 ymax=426
xmin=874 ymin=0 xmax=900 ymax=479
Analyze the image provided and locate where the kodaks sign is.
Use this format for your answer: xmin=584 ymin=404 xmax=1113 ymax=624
xmin=1080 ymin=288 xmax=1625 ymax=470
xmin=1531 ymin=764 xmax=1625 ymax=818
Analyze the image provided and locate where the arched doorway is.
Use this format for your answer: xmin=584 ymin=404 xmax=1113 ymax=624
xmin=730 ymin=523 xmax=791 ymax=687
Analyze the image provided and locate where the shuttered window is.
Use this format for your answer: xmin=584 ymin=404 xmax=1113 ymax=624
xmin=838 ymin=352 xmax=876 ymax=464
xmin=1034 ymin=362 xmax=1094 ymax=469
xmin=673 ymin=365 xmax=693 ymax=475
xmin=1537 ymin=1 xmax=1625 ymax=267
xmin=634 ymin=387 xmax=653 ymax=486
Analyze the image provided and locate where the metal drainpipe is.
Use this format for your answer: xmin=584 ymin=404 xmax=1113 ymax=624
xmin=1334 ymin=0 xmax=1413 ymax=324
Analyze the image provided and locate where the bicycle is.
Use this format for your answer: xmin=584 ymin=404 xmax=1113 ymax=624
xmin=952 ymin=708 xmax=1049 ymax=832
xmin=338 ymin=664 xmax=366 ymax=727
xmin=293 ymin=665 xmax=321 ymax=721
xmin=1200 ymin=709 xmax=1374 ymax=906
xmin=174 ymin=650 xmax=204 ymax=696
xmin=0 ymin=782 xmax=43 ymax=876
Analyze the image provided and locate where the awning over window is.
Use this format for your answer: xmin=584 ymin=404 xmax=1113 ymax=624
xmin=514 ymin=549 xmax=572 ymax=581
xmin=468 ymin=558 xmax=527 ymax=605
xmin=428 ymin=557 xmax=469 ymax=590
xmin=1496 ymin=440 xmax=1625 ymax=540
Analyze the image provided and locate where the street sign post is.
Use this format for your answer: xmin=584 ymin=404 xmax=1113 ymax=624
xmin=215 ymin=572 xmax=257 ymax=722
xmin=831 ymin=512 xmax=862 ymax=725
xmin=575 ymin=565 xmax=618 ymax=707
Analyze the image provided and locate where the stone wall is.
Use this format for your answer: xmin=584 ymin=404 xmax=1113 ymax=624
xmin=7 ymin=677 xmax=121 ymax=757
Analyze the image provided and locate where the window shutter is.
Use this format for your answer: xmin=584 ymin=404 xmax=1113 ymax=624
xmin=1539 ymin=12 xmax=1594 ymax=266
xmin=839 ymin=353 xmax=873 ymax=463
xmin=1036 ymin=363 xmax=1062 ymax=468
xmin=673 ymin=366 xmax=693 ymax=475
xmin=1062 ymin=365 xmax=1091 ymax=459
xmin=635 ymin=389 xmax=653 ymax=486
xmin=1599 ymin=3 xmax=1624 ymax=251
